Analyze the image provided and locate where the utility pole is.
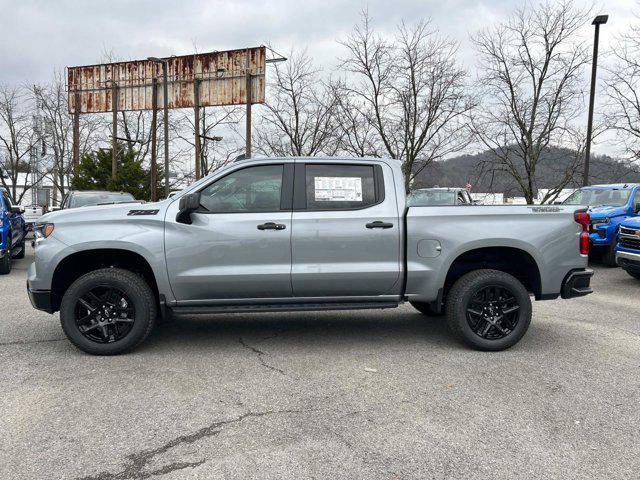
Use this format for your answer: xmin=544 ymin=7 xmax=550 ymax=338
xmin=583 ymin=14 xmax=609 ymax=186
xmin=148 ymin=57 xmax=170 ymax=198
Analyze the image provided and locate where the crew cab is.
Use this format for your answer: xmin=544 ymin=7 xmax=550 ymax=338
xmin=563 ymin=184 xmax=640 ymax=266
xmin=616 ymin=217 xmax=640 ymax=280
xmin=0 ymin=188 xmax=27 ymax=274
xmin=28 ymin=157 xmax=593 ymax=355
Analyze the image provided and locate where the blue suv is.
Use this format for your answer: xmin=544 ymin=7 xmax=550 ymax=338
xmin=564 ymin=184 xmax=640 ymax=266
xmin=616 ymin=217 xmax=640 ymax=279
xmin=0 ymin=188 xmax=27 ymax=274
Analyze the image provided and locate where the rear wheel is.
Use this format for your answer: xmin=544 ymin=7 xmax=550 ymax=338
xmin=446 ymin=269 xmax=532 ymax=351
xmin=410 ymin=301 xmax=444 ymax=317
xmin=60 ymin=268 xmax=156 ymax=355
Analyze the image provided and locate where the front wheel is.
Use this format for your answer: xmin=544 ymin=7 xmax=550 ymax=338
xmin=445 ymin=269 xmax=532 ymax=351
xmin=624 ymin=268 xmax=640 ymax=280
xmin=601 ymin=246 xmax=617 ymax=267
xmin=0 ymin=251 xmax=11 ymax=275
xmin=60 ymin=268 xmax=156 ymax=355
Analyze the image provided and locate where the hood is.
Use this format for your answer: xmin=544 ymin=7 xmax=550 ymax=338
xmin=587 ymin=205 xmax=626 ymax=218
xmin=621 ymin=216 xmax=640 ymax=229
xmin=40 ymin=200 xmax=170 ymax=224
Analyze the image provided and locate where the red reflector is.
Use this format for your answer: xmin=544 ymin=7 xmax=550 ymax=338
xmin=580 ymin=232 xmax=589 ymax=255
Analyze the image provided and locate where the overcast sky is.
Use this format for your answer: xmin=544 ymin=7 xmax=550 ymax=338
xmin=0 ymin=0 xmax=636 ymax=155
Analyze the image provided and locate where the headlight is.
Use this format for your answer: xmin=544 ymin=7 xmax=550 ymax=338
xmin=34 ymin=223 xmax=54 ymax=239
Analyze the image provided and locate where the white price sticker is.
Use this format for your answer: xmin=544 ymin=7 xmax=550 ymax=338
xmin=314 ymin=177 xmax=363 ymax=202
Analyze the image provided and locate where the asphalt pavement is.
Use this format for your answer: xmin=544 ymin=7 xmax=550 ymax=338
xmin=1 ymin=245 xmax=638 ymax=479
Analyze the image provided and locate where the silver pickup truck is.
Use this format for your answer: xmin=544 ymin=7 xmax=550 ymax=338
xmin=27 ymin=157 xmax=593 ymax=355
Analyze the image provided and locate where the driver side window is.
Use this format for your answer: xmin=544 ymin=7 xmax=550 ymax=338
xmin=199 ymin=165 xmax=284 ymax=213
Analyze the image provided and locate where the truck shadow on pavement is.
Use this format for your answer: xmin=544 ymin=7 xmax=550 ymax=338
xmin=141 ymin=309 xmax=457 ymax=353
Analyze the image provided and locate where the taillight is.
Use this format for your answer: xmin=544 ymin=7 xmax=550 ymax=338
xmin=574 ymin=211 xmax=589 ymax=255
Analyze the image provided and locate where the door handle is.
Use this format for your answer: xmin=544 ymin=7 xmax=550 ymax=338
xmin=366 ymin=221 xmax=394 ymax=229
xmin=257 ymin=222 xmax=286 ymax=231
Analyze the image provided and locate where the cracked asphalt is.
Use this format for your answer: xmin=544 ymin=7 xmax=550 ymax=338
xmin=1 ymin=245 xmax=639 ymax=479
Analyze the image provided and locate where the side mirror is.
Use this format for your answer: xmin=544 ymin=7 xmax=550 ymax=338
xmin=635 ymin=202 xmax=640 ymax=214
xmin=176 ymin=192 xmax=200 ymax=224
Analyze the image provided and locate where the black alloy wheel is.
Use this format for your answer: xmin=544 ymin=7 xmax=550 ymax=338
xmin=74 ymin=285 xmax=136 ymax=343
xmin=465 ymin=285 xmax=521 ymax=340
xmin=60 ymin=268 xmax=156 ymax=355
xmin=446 ymin=269 xmax=532 ymax=351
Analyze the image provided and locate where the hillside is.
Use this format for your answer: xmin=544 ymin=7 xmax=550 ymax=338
xmin=412 ymin=147 xmax=640 ymax=196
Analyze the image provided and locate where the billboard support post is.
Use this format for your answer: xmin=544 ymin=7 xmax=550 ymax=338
xmin=72 ymin=91 xmax=80 ymax=171
xmin=150 ymin=77 xmax=158 ymax=202
xmin=111 ymin=82 xmax=118 ymax=180
xmin=245 ymin=49 xmax=252 ymax=159
xmin=194 ymin=79 xmax=201 ymax=180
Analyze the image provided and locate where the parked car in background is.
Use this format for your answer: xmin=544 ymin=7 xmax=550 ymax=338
xmin=22 ymin=205 xmax=44 ymax=230
xmin=57 ymin=191 xmax=139 ymax=210
xmin=616 ymin=217 xmax=640 ymax=279
xmin=0 ymin=188 xmax=27 ymax=274
xmin=28 ymin=157 xmax=592 ymax=355
xmin=408 ymin=187 xmax=475 ymax=206
xmin=563 ymin=184 xmax=640 ymax=266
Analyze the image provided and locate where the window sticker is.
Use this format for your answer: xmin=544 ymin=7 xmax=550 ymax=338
xmin=314 ymin=176 xmax=363 ymax=202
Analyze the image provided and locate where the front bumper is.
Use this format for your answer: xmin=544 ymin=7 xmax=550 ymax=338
xmin=560 ymin=269 xmax=594 ymax=299
xmin=616 ymin=250 xmax=640 ymax=270
xmin=27 ymin=283 xmax=54 ymax=314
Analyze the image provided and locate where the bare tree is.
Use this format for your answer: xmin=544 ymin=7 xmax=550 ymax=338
xmin=255 ymin=49 xmax=338 ymax=157
xmin=604 ymin=17 xmax=640 ymax=170
xmin=172 ymin=106 xmax=242 ymax=181
xmin=32 ymin=74 xmax=102 ymax=204
xmin=472 ymin=1 xmax=589 ymax=204
xmin=337 ymin=13 xmax=473 ymax=191
xmin=0 ymin=85 xmax=35 ymax=203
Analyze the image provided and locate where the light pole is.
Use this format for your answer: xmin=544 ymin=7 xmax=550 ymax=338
xmin=148 ymin=57 xmax=170 ymax=198
xmin=583 ymin=14 xmax=608 ymax=187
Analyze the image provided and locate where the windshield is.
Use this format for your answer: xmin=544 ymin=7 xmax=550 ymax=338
xmin=70 ymin=192 xmax=136 ymax=208
xmin=563 ymin=189 xmax=631 ymax=207
xmin=408 ymin=190 xmax=458 ymax=206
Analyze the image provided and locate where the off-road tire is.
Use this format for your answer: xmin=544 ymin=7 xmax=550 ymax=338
xmin=446 ymin=269 xmax=532 ymax=351
xmin=0 ymin=235 xmax=12 ymax=274
xmin=410 ymin=301 xmax=445 ymax=316
xmin=624 ymin=268 xmax=640 ymax=280
xmin=60 ymin=268 xmax=156 ymax=355
xmin=601 ymin=246 xmax=617 ymax=267
xmin=0 ymin=251 xmax=11 ymax=274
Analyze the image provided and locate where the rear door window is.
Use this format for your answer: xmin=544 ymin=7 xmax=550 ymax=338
xmin=302 ymin=164 xmax=378 ymax=210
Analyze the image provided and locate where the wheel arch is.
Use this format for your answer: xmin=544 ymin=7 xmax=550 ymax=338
xmin=443 ymin=246 xmax=542 ymax=300
xmin=50 ymin=248 xmax=160 ymax=313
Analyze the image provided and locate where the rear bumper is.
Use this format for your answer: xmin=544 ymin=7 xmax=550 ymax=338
xmin=560 ymin=269 xmax=594 ymax=299
xmin=616 ymin=250 xmax=640 ymax=270
xmin=27 ymin=283 xmax=54 ymax=314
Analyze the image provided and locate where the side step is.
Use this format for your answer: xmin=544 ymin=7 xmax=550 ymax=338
xmin=170 ymin=302 xmax=399 ymax=315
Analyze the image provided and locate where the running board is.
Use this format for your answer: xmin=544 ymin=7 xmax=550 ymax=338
xmin=170 ymin=302 xmax=399 ymax=315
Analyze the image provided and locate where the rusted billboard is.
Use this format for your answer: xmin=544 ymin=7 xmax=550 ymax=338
xmin=67 ymin=46 xmax=266 ymax=113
